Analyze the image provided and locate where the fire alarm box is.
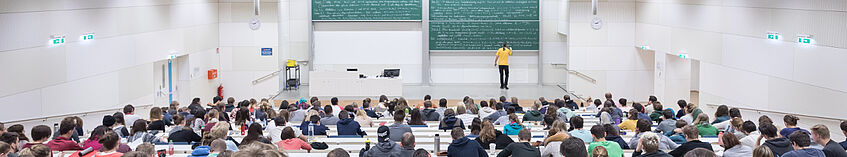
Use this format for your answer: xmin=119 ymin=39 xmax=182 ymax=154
xmin=208 ymin=69 xmax=218 ymax=80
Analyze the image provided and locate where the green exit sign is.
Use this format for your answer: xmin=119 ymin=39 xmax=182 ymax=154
xmin=767 ymin=32 xmax=780 ymax=40
xmin=797 ymin=35 xmax=813 ymax=44
xmin=50 ymin=36 xmax=65 ymax=46
xmin=82 ymin=33 xmax=94 ymax=41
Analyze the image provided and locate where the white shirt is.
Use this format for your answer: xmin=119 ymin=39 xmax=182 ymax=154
xmin=124 ymin=114 xmax=141 ymax=125
xmin=456 ymin=114 xmax=477 ymax=127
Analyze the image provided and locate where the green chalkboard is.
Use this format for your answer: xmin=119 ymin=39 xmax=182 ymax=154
xmin=312 ymin=0 xmax=422 ymax=21
xmin=430 ymin=0 xmax=539 ymax=21
xmin=429 ymin=21 xmax=539 ymax=50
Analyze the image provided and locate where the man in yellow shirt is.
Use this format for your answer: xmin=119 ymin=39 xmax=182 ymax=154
xmin=495 ymin=42 xmax=512 ymax=89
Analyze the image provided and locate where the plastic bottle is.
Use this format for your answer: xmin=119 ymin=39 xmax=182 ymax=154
xmin=434 ymin=134 xmax=441 ymax=153
xmin=364 ymin=139 xmax=371 ymax=151
xmin=489 ymin=143 xmax=496 ymax=155
xmin=308 ymin=122 xmax=315 ymax=142
xmin=240 ymin=123 xmax=246 ymax=135
xmin=168 ymin=140 xmax=174 ymax=156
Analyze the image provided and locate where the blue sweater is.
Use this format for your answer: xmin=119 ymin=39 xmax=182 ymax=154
xmin=299 ymin=121 xmax=329 ymax=135
xmin=448 ymin=137 xmax=489 ymax=157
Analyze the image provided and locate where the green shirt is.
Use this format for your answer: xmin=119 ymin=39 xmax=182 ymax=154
xmin=697 ymin=123 xmax=718 ymax=136
xmin=588 ymin=141 xmax=624 ymax=157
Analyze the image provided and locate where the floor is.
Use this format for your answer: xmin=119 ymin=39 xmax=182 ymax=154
xmin=275 ymin=84 xmax=569 ymax=101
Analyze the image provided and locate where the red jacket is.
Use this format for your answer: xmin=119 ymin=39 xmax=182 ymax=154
xmin=47 ymin=136 xmax=83 ymax=151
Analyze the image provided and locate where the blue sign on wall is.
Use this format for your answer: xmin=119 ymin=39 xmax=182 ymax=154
xmin=261 ymin=48 xmax=273 ymax=56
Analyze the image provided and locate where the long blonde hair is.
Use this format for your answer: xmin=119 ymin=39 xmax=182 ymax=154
xmin=693 ymin=114 xmax=710 ymax=125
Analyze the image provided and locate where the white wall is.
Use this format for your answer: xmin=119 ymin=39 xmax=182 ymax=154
xmin=313 ymin=31 xmax=423 ymax=83
xmin=218 ymin=0 xmax=283 ymax=100
xmin=568 ymin=0 xmax=654 ymax=100
xmin=0 ymin=1 xmax=220 ymax=132
xmin=635 ymin=0 xmax=847 ymax=119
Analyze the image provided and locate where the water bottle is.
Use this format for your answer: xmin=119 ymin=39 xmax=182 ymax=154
xmin=240 ymin=123 xmax=246 ymax=135
xmin=168 ymin=140 xmax=174 ymax=156
xmin=365 ymin=139 xmax=371 ymax=151
xmin=309 ymin=122 xmax=315 ymax=141
xmin=489 ymin=143 xmax=496 ymax=155
xmin=434 ymin=134 xmax=441 ymax=153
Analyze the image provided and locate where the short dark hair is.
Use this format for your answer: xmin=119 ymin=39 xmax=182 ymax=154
xmin=603 ymin=124 xmax=620 ymax=137
xmin=480 ymin=101 xmax=488 ymax=107
xmin=59 ymin=117 xmax=76 ymax=135
xmin=328 ymin=148 xmax=350 ymax=157
xmin=741 ymin=121 xmax=757 ymax=133
xmin=99 ymin=131 xmax=120 ymax=150
xmin=439 ymin=98 xmax=447 ymax=107
xmin=228 ymin=97 xmax=235 ymax=104
xmin=281 ymin=127 xmax=296 ymax=140
xmin=841 ymin=121 xmax=847 ymax=132
xmin=783 ymin=115 xmax=799 ymax=126
xmin=662 ymin=109 xmax=674 ymax=119
xmin=518 ymin=129 xmax=531 ymax=141
xmin=682 ymin=125 xmax=699 ymax=139
xmin=310 ymin=115 xmax=321 ymax=123
xmin=505 ymin=106 xmax=516 ymax=114
xmin=339 ymin=110 xmax=350 ymax=119
xmin=362 ymin=98 xmax=371 ymax=108
xmin=619 ymin=98 xmax=628 ymax=106
xmin=759 ymin=123 xmax=778 ymax=138
xmin=30 ymin=125 xmax=51 ymax=141
xmin=495 ymin=102 xmax=503 ymax=110
xmin=788 ymin=131 xmax=811 ymax=147
xmin=451 ymin=127 xmax=464 ymax=139
xmin=677 ymin=100 xmax=687 ymax=108
xmin=561 ymin=137 xmax=588 ymax=157
xmin=394 ymin=110 xmax=405 ymax=122
xmin=331 ymin=97 xmax=339 ymax=105
xmin=636 ymin=119 xmax=652 ymax=132
xmin=324 ymin=105 xmax=333 ymax=114
xmin=684 ymin=148 xmax=716 ymax=157
xmin=131 ymin=119 xmax=147 ymax=135
xmin=424 ymin=95 xmax=431 ymax=100
xmin=424 ymin=101 xmax=433 ymax=108
xmin=499 ymin=96 xmax=507 ymax=102
xmin=729 ymin=108 xmax=741 ymax=118
xmin=401 ymin=132 xmax=415 ymax=147
xmin=649 ymin=96 xmax=657 ymax=102
xmin=721 ymin=133 xmax=741 ymax=149
xmin=413 ymin=148 xmax=429 ymax=157
xmin=570 ymin=116 xmax=584 ymax=129
xmin=0 ymin=132 xmax=18 ymax=144
xmin=590 ymin=125 xmax=605 ymax=139
xmin=123 ymin=104 xmax=135 ymax=114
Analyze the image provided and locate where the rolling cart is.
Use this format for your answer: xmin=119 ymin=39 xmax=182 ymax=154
xmin=284 ymin=60 xmax=300 ymax=90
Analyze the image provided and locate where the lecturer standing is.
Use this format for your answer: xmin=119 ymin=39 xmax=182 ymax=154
xmin=495 ymin=42 xmax=513 ymax=89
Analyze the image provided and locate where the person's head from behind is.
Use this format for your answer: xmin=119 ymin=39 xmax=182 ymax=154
xmin=570 ymin=116 xmax=584 ymax=129
xmin=741 ymin=121 xmax=757 ymax=134
xmin=210 ymin=139 xmax=227 ymax=153
xmin=518 ymin=129 xmax=531 ymax=142
xmin=720 ymin=132 xmax=741 ymax=149
xmin=281 ymin=127 xmax=296 ymax=140
xmin=59 ymin=117 xmax=76 ymax=137
xmin=560 ymin=137 xmax=588 ymax=157
xmin=783 ymin=115 xmax=799 ymax=127
xmin=413 ymin=148 xmax=430 ymax=157
xmin=17 ymin=143 xmax=49 ymax=157
xmin=451 ymin=127 xmax=465 ymax=140
xmin=470 ymin=118 xmax=482 ymax=134
xmin=210 ymin=122 xmax=231 ymax=140
xmin=789 ymin=131 xmax=812 ymax=150
xmin=338 ymin=110 xmax=350 ymax=120
xmin=729 ymin=108 xmax=741 ymax=118
xmin=627 ymin=109 xmax=639 ymax=120
xmin=495 ymin=102 xmax=504 ymax=110
xmin=502 ymin=41 xmax=508 ymax=47
xmin=99 ymin=131 xmax=120 ymax=151
xmin=591 ymin=146 xmax=608 ymax=157
xmin=0 ymin=141 xmax=9 ymax=157
xmin=323 ymin=105 xmax=334 ymax=116
xmin=635 ymin=119 xmax=651 ymax=133
xmin=648 ymin=96 xmax=658 ymax=104
xmin=393 ymin=110 xmax=405 ymax=123
xmin=841 ymin=121 xmax=847 ymax=136
xmin=618 ymin=98 xmax=628 ymax=107
xmin=499 ymin=96 xmax=507 ymax=103
xmin=131 ymin=119 xmax=148 ymax=135
xmin=438 ymin=98 xmax=447 ymax=108
xmin=30 ymin=125 xmax=50 ymax=142
xmin=310 ymin=115 xmax=321 ymax=125
xmin=662 ymin=109 xmax=674 ymax=120
xmin=327 ymin=148 xmax=349 ymax=157
xmin=87 ymin=125 xmax=111 ymax=142
xmin=423 ymin=101 xmax=433 ymax=109
xmin=715 ymin=105 xmax=729 ymax=118
xmin=123 ymin=104 xmax=135 ymax=114
xmin=401 ymin=132 xmax=415 ymax=148
xmin=683 ymin=148 xmax=716 ymax=157
xmin=758 ymin=123 xmax=778 ymax=139
xmin=593 ymin=99 xmax=602 ymax=107
xmin=410 ymin=109 xmax=423 ymax=122
xmin=759 ymin=115 xmax=773 ymax=126
xmin=590 ymin=125 xmax=605 ymax=141
xmin=753 ymin=146 xmax=774 ymax=157
xmin=693 ymin=113 xmax=710 ymax=125
xmin=640 ymin=132 xmax=661 ymax=153
xmin=603 ymin=100 xmax=614 ymax=108
xmin=603 ymin=124 xmax=619 ymax=137
xmin=675 ymin=120 xmax=688 ymax=129
xmin=676 ymin=100 xmax=687 ymax=109
xmin=653 ymin=103 xmax=663 ymax=112
xmin=682 ymin=125 xmax=699 ymax=141
xmin=0 ymin=133 xmax=16 ymax=152
xmin=604 ymin=93 xmax=612 ymax=100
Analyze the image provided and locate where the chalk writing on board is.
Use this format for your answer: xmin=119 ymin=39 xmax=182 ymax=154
xmin=429 ymin=21 xmax=539 ymax=50
xmin=313 ymin=0 xmax=422 ymax=20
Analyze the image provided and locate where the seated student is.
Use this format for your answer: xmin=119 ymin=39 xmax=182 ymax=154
xmin=18 ymin=143 xmax=50 ymax=157
xmin=476 ymin=121 xmax=514 ymax=149
xmin=561 ymin=137 xmax=588 ymax=157
xmin=479 ymin=101 xmax=496 ymax=120
xmin=632 ymin=103 xmax=652 ymax=122
xmin=541 ymin=128 xmax=570 ymax=157
xmin=21 ymin=125 xmax=50 ymax=149
xmin=758 ymin=123 xmax=793 ymax=156
xmin=337 ymin=111 xmax=367 ymax=136
xmin=656 ymin=109 xmax=677 ymax=134
xmin=568 ymin=116 xmax=594 ymax=143
xmin=82 ymin=126 xmax=112 ymax=151
xmin=169 ymin=114 xmax=202 ymax=143
xmin=145 ymin=107 xmax=165 ymax=132
xmin=209 ymin=139 xmax=231 ymax=157
xmin=439 ymin=109 xmax=465 ymax=130
xmin=712 ymin=105 xmax=730 ymax=124
xmin=127 ymin=120 xmax=163 ymax=143
xmin=209 ymin=122 xmax=239 ymax=151
xmin=679 ymin=103 xmax=701 ymax=124
xmin=199 ymin=109 xmax=218 ymax=133
xmin=0 ymin=141 xmax=11 ymax=157
xmin=398 ymin=133 xmax=417 ymax=156
xmin=0 ymin=132 xmax=19 ymax=157
xmin=739 ymin=121 xmax=761 ymax=148
xmin=618 ymin=109 xmax=640 ymax=131
xmin=421 ymin=101 xmax=441 ymax=121
xmin=683 ymin=148 xmax=716 ymax=157
xmin=122 ymin=105 xmax=142 ymax=134
xmin=408 ymin=109 xmax=427 ymax=125
xmin=810 ymin=124 xmax=847 ymax=157
xmin=436 ymin=98 xmax=449 ymax=118
xmin=448 ymin=127 xmax=487 ymax=157
xmin=587 ymin=125 xmax=623 ymax=157
xmin=484 ymin=103 xmax=507 ymax=123
xmin=6 ymin=124 xmax=28 ymax=149
xmin=782 ymin=131 xmax=825 ymax=157
xmin=111 ymin=112 xmax=130 ymax=138
xmin=503 ymin=114 xmax=524 ymax=135
xmin=388 ymin=110 xmax=414 ymax=142
xmin=46 ymin=118 xmax=83 ymax=151
xmin=76 ymin=131 xmax=123 ymax=157
xmin=52 ymin=117 xmax=81 ymax=143
xmin=563 ymin=95 xmax=579 ymax=110
xmin=649 ymin=103 xmax=665 ymax=123
xmin=631 ymin=132 xmax=673 ymax=157
xmin=493 ymin=107 xmax=516 ymax=125
xmin=725 ymin=118 xmax=747 ymax=140
xmin=629 ymin=119 xmax=678 ymax=150
xmin=753 ymin=146 xmax=774 ymax=157
xmin=277 ymin=127 xmax=311 ymax=151
xmin=362 ymin=126 xmax=403 ymax=157
xmin=674 ymin=100 xmax=687 ymax=119
xmin=692 ymin=114 xmax=718 ymax=136
xmin=456 ymin=105 xmax=478 ymax=127
xmin=780 ymin=115 xmax=810 ymax=138
xmin=721 ymin=133 xmax=753 ymax=157
xmin=320 ymin=105 xmax=340 ymax=125
xmin=241 ymin=123 xmax=271 ymax=145
xmin=355 ymin=110 xmax=374 ymax=127
xmin=668 ymin=125 xmax=713 ymax=157
xmin=300 ymin=115 xmax=329 ymax=136
xmin=841 ymin=121 xmax=847 ymax=150
xmin=603 ymin=124 xmax=629 ymax=149
xmin=523 ymin=101 xmax=544 ymax=122
xmin=498 ymin=129 xmax=541 ymax=157
xmin=592 ymin=146 xmax=608 ymax=157
xmin=470 ymin=118 xmax=483 ymax=136
xmin=556 ymin=100 xmax=577 ymax=120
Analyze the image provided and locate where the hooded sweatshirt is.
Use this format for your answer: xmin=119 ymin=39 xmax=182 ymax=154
xmin=523 ymin=110 xmax=543 ymax=121
xmin=479 ymin=107 xmax=496 ymax=119
xmin=440 ymin=116 xmax=465 ymax=130
xmin=497 ymin=142 xmax=540 ymax=157
xmin=337 ymin=118 xmax=366 ymax=136
xmin=476 ymin=131 xmax=514 ymax=149
xmin=388 ymin=123 xmax=413 ymax=142
xmin=565 ymin=100 xmax=579 ymax=110
xmin=503 ymin=122 xmax=524 ymax=135
xmin=763 ymin=137 xmax=794 ymax=156
xmin=363 ymin=142 xmax=404 ymax=157
xmin=422 ymin=109 xmax=441 ymax=121
xmin=448 ymin=137 xmax=488 ymax=157
xmin=722 ymin=145 xmax=753 ymax=157
xmin=782 ymin=148 xmax=826 ymax=157
xmin=588 ymin=141 xmax=624 ymax=157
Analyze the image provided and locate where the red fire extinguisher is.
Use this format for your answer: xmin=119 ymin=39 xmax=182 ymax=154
xmin=217 ymin=85 xmax=223 ymax=98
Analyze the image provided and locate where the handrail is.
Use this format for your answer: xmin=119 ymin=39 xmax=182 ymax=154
xmin=569 ymin=70 xmax=597 ymax=84
xmin=703 ymin=104 xmax=846 ymax=122
xmin=252 ymin=70 xmax=281 ymax=85
xmin=558 ymin=85 xmax=588 ymax=102
xmin=3 ymin=104 xmax=154 ymax=124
